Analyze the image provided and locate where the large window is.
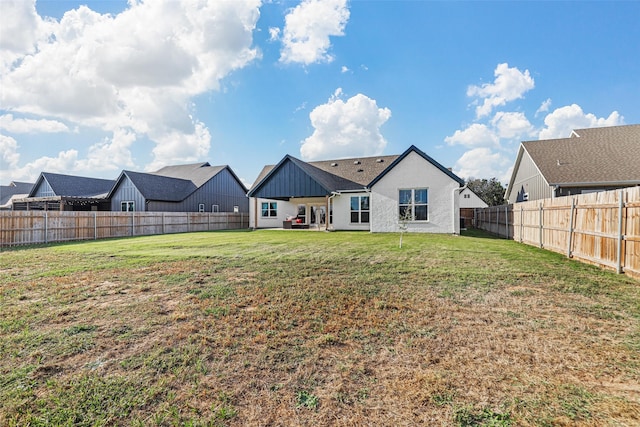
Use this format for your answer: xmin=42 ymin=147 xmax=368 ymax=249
xmin=399 ymin=188 xmax=428 ymax=221
xmin=261 ymin=202 xmax=277 ymax=217
xmin=350 ymin=196 xmax=370 ymax=223
xmin=121 ymin=201 xmax=135 ymax=212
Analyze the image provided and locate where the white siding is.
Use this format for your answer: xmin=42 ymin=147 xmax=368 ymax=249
xmin=370 ymin=151 xmax=460 ymax=233
xmin=331 ymin=192 xmax=371 ymax=231
xmin=249 ymin=198 xmax=297 ymax=228
xmin=459 ymin=188 xmax=488 ymax=208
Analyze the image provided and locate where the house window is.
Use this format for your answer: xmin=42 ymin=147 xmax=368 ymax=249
xmin=212 ymin=204 xmax=219 ymax=213
xmin=464 ymin=194 xmax=470 ymax=199
xmin=399 ymin=188 xmax=428 ymax=221
xmin=121 ymin=201 xmax=135 ymax=212
xmin=233 ymin=206 xmax=239 ymax=213
xmin=198 ymin=203 xmax=205 ymax=212
xmin=297 ymin=205 xmax=306 ymax=223
xmin=523 ymin=192 xmax=529 ymax=201
xmin=261 ymin=202 xmax=277 ymax=217
xmin=350 ymin=196 xmax=370 ymax=223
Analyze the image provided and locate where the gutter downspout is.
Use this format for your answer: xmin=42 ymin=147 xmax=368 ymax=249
xmin=364 ymin=187 xmax=372 ymax=233
xmin=327 ymin=192 xmax=339 ymax=231
xmin=453 ymin=184 xmax=467 ymax=235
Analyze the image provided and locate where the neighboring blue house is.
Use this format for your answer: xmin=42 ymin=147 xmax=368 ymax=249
xmin=13 ymin=172 xmax=114 ymax=211
xmin=108 ymin=162 xmax=248 ymax=213
xmin=0 ymin=181 xmax=34 ymax=210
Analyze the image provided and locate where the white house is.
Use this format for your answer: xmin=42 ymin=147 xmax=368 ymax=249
xmin=247 ymin=145 xmax=465 ymax=234
xmin=459 ymin=187 xmax=488 ymax=209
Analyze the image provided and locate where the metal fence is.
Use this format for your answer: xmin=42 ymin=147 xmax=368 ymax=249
xmin=0 ymin=211 xmax=248 ymax=248
xmin=475 ymin=186 xmax=640 ymax=279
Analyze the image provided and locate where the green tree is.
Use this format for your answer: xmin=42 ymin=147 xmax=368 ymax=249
xmin=466 ymin=178 xmax=506 ymax=206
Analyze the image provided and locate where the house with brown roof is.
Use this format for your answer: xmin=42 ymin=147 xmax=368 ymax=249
xmin=505 ymin=124 xmax=640 ymax=203
xmin=247 ymin=145 xmax=466 ymax=233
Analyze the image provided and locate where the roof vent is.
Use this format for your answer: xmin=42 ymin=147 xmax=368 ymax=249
xmin=353 ymin=160 xmax=361 ymax=165
xmin=376 ymin=158 xmax=384 ymax=163
xmin=357 ymin=168 xmax=364 ymax=173
xmin=331 ymin=162 xmax=338 ymax=167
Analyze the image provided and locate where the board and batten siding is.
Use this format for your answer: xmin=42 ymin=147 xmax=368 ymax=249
xmin=33 ymin=179 xmax=55 ymax=197
xmin=180 ymin=168 xmax=249 ymax=213
xmin=506 ymin=150 xmax=552 ymax=203
xmin=370 ymin=151 xmax=461 ymax=234
xmin=146 ymin=169 xmax=248 ymax=212
xmin=110 ymin=176 xmax=146 ymax=211
xmin=256 ymin=160 xmax=329 ymax=198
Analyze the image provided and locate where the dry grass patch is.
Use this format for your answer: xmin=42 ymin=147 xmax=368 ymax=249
xmin=1 ymin=229 xmax=639 ymax=426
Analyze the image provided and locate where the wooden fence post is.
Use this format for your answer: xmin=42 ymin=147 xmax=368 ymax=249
xmin=539 ymin=203 xmax=543 ymax=248
xmin=94 ymin=212 xmax=97 ymax=240
xmin=520 ymin=206 xmax=524 ymax=243
xmin=567 ymin=198 xmax=575 ymax=258
xmin=505 ymin=205 xmax=509 ymax=239
xmin=44 ymin=211 xmax=48 ymax=244
xmin=617 ymin=189 xmax=625 ymax=274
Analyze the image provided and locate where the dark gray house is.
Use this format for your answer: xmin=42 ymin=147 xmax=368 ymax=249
xmin=108 ymin=162 xmax=248 ymax=213
xmin=13 ymin=172 xmax=114 ymax=211
xmin=505 ymin=124 xmax=640 ymax=203
xmin=0 ymin=181 xmax=34 ymax=210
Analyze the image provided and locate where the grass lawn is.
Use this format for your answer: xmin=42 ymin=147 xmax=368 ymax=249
xmin=1 ymin=229 xmax=639 ymax=426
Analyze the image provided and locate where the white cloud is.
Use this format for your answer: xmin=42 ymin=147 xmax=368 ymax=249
xmin=0 ymin=0 xmax=50 ymax=62
xmin=269 ymin=27 xmax=280 ymax=41
xmin=79 ymin=129 xmax=136 ymax=172
xmin=0 ymin=0 xmax=261 ymax=172
xmin=147 ymin=121 xmax=212 ymax=171
xmin=300 ymin=90 xmax=391 ymax=161
xmin=341 ymin=65 xmax=349 ymax=73
xmin=445 ymin=123 xmax=499 ymax=148
xmin=0 ymin=114 xmax=69 ymax=134
xmin=1 ymin=149 xmax=80 ymax=183
xmin=279 ymin=0 xmax=350 ymax=65
xmin=491 ymin=111 xmax=534 ymax=139
xmin=538 ymin=104 xmax=624 ymax=139
xmin=467 ymin=63 xmax=535 ymax=118
xmin=0 ymin=134 xmax=20 ymax=171
xmin=454 ymin=147 xmax=512 ymax=183
xmin=535 ymin=98 xmax=552 ymax=116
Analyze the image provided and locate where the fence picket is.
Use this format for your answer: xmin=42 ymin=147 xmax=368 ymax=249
xmin=475 ymin=186 xmax=640 ymax=279
xmin=0 ymin=211 xmax=248 ymax=248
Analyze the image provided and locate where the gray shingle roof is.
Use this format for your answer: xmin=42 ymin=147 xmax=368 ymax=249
xmin=123 ymin=171 xmax=197 ymax=201
xmin=32 ymin=173 xmax=114 ymax=198
xmin=250 ymin=154 xmax=400 ymax=189
xmin=522 ymin=124 xmax=640 ymax=185
xmin=288 ymin=156 xmax=364 ymax=192
xmin=115 ymin=163 xmax=244 ymax=202
xmin=0 ymin=182 xmax=34 ymax=206
xmin=153 ymin=162 xmax=226 ymax=187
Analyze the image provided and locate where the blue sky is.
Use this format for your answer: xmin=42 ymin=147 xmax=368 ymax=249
xmin=1 ymin=0 xmax=638 ymax=187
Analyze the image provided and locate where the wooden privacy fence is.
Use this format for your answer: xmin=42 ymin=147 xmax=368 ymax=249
xmin=0 ymin=211 xmax=248 ymax=248
xmin=475 ymin=186 xmax=640 ymax=279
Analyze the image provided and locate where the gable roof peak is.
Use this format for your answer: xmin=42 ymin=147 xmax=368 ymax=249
xmin=368 ymin=145 xmax=464 ymax=188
